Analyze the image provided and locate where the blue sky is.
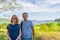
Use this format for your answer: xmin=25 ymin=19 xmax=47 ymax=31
xmin=0 ymin=0 xmax=60 ymax=21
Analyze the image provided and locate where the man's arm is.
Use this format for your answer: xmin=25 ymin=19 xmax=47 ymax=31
xmin=31 ymin=21 xmax=35 ymax=39
xmin=32 ymin=27 xmax=35 ymax=39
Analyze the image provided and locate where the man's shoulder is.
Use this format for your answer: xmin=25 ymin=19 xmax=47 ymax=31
xmin=28 ymin=20 xmax=32 ymax=22
xmin=21 ymin=20 xmax=32 ymax=23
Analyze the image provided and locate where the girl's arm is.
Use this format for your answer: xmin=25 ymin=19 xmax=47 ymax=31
xmin=16 ymin=29 xmax=21 ymax=40
xmin=6 ymin=30 xmax=11 ymax=40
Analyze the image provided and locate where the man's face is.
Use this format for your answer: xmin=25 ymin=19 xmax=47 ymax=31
xmin=22 ymin=14 xmax=28 ymax=20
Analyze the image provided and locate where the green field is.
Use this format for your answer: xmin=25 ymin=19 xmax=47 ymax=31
xmin=0 ymin=22 xmax=60 ymax=40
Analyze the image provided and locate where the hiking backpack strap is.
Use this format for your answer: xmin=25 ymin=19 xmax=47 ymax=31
xmin=20 ymin=21 xmax=23 ymax=31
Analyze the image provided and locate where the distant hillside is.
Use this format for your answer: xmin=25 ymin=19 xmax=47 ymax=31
xmin=0 ymin=18 xmax=56 ymax=24
xmin=32 ymin=20 xmax=54 ymax=24
xmin=0 ymin=18 xmax=9 ymax=23
xmin=0 ymin=18 xmax=9 ymax=20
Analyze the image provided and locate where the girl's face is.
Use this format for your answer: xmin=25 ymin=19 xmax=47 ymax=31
xmin=12 ymin=16 xmax=17 ymax=23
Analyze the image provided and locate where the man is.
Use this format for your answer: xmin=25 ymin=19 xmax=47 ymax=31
xmin=20 ymin=12 xmax=35 ymax=40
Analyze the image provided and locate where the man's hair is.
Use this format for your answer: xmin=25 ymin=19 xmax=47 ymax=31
xmin=22 ymin=12 xmax=28 ymax=16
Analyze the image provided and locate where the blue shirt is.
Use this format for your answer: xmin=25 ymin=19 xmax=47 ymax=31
xmin=7 ymin=24 xmax=20 ymax=40
xmin=21 ymin=20 xmax=33 ymax=38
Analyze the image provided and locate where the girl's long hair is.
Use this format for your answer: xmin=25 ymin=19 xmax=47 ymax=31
xmin=10 ymin=15 xmax=19 ymax=24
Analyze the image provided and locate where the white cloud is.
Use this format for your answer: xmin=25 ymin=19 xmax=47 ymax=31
xmin=0 ymin=0 xmax=60 ymax=20
xmin=46 ymin=0 xmax=60 ymax=4
xmin=1 ymin=0 xmax=60 ymax=13
xmin=16 ymin=0 xmax=60 ymax=13
xmin=23 ymin=3 xmax=48 ymax=12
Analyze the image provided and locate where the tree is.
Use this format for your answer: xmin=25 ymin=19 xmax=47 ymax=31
xmin=40 ymin=24 xmax=48 ymax=31
xmin=48 ymin=22 xmax=59 ymax=31
xmin=55 ymin=18 xmax=60 ymax=22
xmin=0 ymin=0 xmax=23 ymax=13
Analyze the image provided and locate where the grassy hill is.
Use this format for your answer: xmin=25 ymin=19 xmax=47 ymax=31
xmin=0 ymin=21 xmax=60 ymax=40
xmin=0 ymin=18 xmax=60 ymax=40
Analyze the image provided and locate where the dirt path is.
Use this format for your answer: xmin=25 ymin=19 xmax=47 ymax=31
xmin=36 ymin=32 xmax=60 ymax=40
